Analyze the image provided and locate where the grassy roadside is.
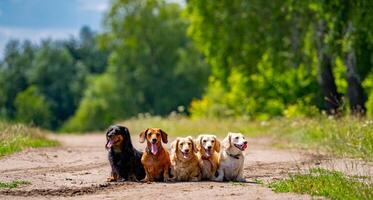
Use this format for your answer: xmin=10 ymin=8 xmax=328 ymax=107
xmin=269 ymin=168 xmax=373 ymax=200
xmin=0 ymin=121 xmax=59 ymax=157
xmin=0 ymin=180 xmax=30 ymax=189
xmin=119 ymin=116 xmax=373 ymax=161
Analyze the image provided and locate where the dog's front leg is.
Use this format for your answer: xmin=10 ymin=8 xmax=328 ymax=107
xmin=141 ymin=168 xmax=151 ymax=182
xmin=163 ymin=166 xmax=173 ymax=182
xmin=107 ymin=171 xmax=119 ymax=182
xmin=236 ymin=166 xmax=246 ymax=182
xmin=213 ymin=168 xmax=224 ymax=182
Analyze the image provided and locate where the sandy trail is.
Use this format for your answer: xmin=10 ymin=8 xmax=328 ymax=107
xmin=0 ymin=133 xmax=369 ymax=200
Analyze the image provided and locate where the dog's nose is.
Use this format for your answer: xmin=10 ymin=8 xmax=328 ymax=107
xmin=243 ymin=141 xmax=248 ymax=145
xmin=184 ymin=149 xmax=189 ymax=153
xmin=152 ymin=138 xmax=157 ymax=143
xmin=207 ymin=146 xmax=212 ymax=149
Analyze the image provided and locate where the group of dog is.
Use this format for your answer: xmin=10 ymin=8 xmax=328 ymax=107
xmin=105 ymin=125 xmax=248 ymax=183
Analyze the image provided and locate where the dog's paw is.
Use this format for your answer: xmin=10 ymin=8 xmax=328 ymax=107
xmin=107 ymin=176 xmax=117 ymax=182
xmin=237 ymin=178 xmax=247 ymax=183
xmin=117 ymin=177 xmax=126 ymax=182
xmin=128 ymin=175 xmax=139 ymax=182
xmin=141 ymin=177 xmax=150 ymax=183
xmin=163 ymin=177 xmax=174 ymax=182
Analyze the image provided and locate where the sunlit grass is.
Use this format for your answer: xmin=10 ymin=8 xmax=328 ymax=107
xmin=269 ymin=168 xmax=373 ymax=200
xmin=0 ymin=122 xmax=59 ymax=157
xmin=118 ymin=115 xmax=373 ymax=160
xmin=118 ymin=115 xmax=269 ymax=138
xmin=0 ymin=180 xmax=30 ymax=189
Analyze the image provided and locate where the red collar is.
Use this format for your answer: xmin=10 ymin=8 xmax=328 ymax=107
xmin=201 ymin=155 xmax=211 ymax=160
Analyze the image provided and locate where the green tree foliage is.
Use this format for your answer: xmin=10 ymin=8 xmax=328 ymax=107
xmin=0 ymin=40 xmax=35 ymax=118
xmin=0 ymin=27 xmax=109 ymax=129
xmin=64 ymin=0 xmax=209 ymax=131
xmin=61 ymin=73 xmax=119 ymax=132
xmin=187 ymin=0 xmax=373 ymax=119
xmin=14 ymin=86 xmax=52 ymax=128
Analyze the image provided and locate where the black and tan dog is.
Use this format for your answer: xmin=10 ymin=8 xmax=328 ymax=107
xmin=105 ymin=125 xmax=145 ymax=182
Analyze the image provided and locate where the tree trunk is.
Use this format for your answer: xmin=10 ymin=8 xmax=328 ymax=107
xmin=315 ymin=20 xmax=342 ymax=115
xmin=344 ymin=23 xmax=366 ymax=115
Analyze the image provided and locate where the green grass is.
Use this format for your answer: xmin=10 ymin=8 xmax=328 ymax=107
xmin=258 ymin=117 xmax=373 ymax=161
xmin=119 ymin=116 xmax=373 ymax=160
xmin=269 ymin=168 xmax=373 ymax=200
xmin=119 ymin=115 xmax=271 ymax=138
xmin=0 ymin=180 xmax=30 ymax=189
xmin=0 ymin=122 xmax=59 ymax=157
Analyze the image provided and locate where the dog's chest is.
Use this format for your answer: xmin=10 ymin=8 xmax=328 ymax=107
xmin=222 ymin=156 xmax=243 ymax=175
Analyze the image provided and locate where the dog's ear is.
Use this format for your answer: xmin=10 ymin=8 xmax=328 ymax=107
xmin=121 ymin=126 xmax=133 ymax=147
xmin=139 ymin=128 xmax=149 ymax=143
xmin=170 ymin=138 xmax=180 ymax=155
xmin=105 ymin=126 xmax=113 ymax=149
xmin=194 ymin=135 xmax=202 ymax=151
xmin=160 ymin=129 xmax=168 ymax=144
xmin=214 ymin=136 xmax=221 ymax=153
xmin=187 ymin=136 xmax=197 ymax=153
xmin=222 ymin=133 xmax=232 ymax=149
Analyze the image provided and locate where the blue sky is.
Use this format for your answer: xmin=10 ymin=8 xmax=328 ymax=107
xmin=0 ymin=0 xmax=110 ymax=57
xmin=0 ymin=0 xmax=184 ymax=58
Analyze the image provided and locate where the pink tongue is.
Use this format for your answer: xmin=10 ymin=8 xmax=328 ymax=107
xmin=242 ymin=144 xmax=247 ymax=150
xmin=151 ymin=143 xmax=158 ymax=155
xmin=106 ymin=141 xmax=113 ymax=148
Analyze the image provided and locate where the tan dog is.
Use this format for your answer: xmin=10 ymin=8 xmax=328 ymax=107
xmin=195 ymin=134 xmax=220 ymax=180
xmin=139 ymin=128 xmax=172 ymax=182
xmin=170 ymin=136 xmax=201 ymax=181
xmin=214 ymin=132 xmax=247 ymax=182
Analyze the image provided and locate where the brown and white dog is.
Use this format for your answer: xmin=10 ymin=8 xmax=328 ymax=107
xmin=214 ymin=132 xmax=247 ymax=182
xmin=139 ymin=128 xmax=172 ymax=182
xmin=195 ymin=134 xmax=220 ymax=180
xmin=170 ymin=136 xmax=201 ymax=181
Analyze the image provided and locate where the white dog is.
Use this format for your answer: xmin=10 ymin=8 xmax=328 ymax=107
xmin=214 ymin=132 xmax=247 ymax=182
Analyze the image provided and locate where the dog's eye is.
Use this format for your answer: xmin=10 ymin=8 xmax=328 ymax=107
xmin=235 ymin=136 xmax=239 ymax=139
xmin=147 ymin=133 xmax=151 ymax=137
xmin=156 ymin=133 xmax=160 ymax=136
xmin=187 ymin=142 xmax=191 ymax=145
xmin=211 ymin=140 xmax=215 ymax=143
xmin=203 ymin=140 xmax=207 ymax=143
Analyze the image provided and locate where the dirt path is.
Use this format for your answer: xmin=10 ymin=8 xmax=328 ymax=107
xmin=0 ymin=134 xmax=369 ymax=200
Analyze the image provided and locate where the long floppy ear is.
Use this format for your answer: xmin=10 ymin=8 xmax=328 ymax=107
xmin=139 ymin=128 xmax=149 ymax=143
xmin=105 ymin=126 xmax=113 ymax=149
xmin=187 ymin=136 xmax=197 ymax=153
xmin=170 ymin=138 xmax=180 ymax=155
xmin=214 ymin=136 xmax=221 ymax=153
xmin=194 ymin=135 xmax=202 ymax=151
xmin=222 ymin=133 xmax=232 ymax=149
xmin=121 ymin=126 xmax=133 ymax=148
xmin=160 ymin=129 xmax=168 ymax=144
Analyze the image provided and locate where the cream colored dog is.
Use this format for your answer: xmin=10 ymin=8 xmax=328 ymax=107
xmin=170 ymin=136 xmax=201 ymax=181
xmin=195 ymin=134 xmax=220 ymax=180
xmin=214 ymin=132 xmax=247 ymax=182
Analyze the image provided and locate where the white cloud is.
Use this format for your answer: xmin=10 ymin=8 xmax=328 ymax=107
xmin=77 ymin=0 xmax=109 ymax=12
xmin=0 ymin=26 xmax=79 ymax=58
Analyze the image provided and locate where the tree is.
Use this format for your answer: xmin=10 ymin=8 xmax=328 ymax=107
xmin=14 ymin=86 xmax=52 ymax=128
xmin=0 ymin=40 xmax=35 ymax=118
xmin=29 ymin=40 xmax=84 ymax=128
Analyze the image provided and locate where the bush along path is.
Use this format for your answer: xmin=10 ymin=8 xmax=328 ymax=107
xmin=0 ymin=134 xmax=371 ymax=199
